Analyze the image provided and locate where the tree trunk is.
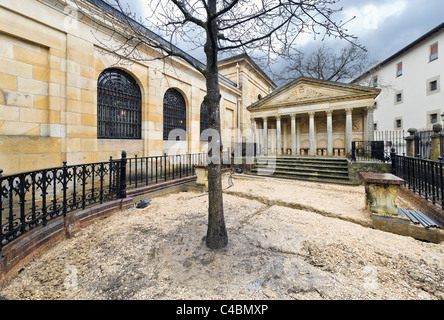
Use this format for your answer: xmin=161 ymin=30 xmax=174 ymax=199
xmin=204 ymin=0 xmax=228 ymax=250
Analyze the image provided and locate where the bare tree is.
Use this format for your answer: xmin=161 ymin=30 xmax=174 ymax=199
xmin=276 ymin=43 xmax=376 ymax=83
xmin=76 ymin=0 xmax=359 ymax=250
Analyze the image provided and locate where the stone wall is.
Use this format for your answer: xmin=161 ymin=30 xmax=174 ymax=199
xmin=0 ymin=0 xmax=271 ymax=175
xmin=348 ymin=161 xmax=392 ymax=183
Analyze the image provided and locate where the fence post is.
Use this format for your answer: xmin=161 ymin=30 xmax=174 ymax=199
xmin=120 ymin=150 xmax=127 ymax=199
xmin=440 ymin=157 xmax=444 ymax=208
xmin=62 ymin=161 xmax=68 ymax=217
xmin=390 ymin=148 xmax=397 ymax=175
xmin=351 ymin=142 xmax=356 ymax=162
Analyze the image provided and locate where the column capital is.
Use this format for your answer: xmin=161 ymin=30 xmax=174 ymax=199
xmin=308 ymin=111 xmax=315 ymax=117
xmin=345 ymin=108 xmax=353 ymax=115
xmin=326 ymin=109 xmax=333 ymax=116
xmin=290 ymin=113 xmax=297 ymax=119
xmin=262 ymin=116 xmax=268 ymax=122
xmin=275 ymin=115 xmax=281 ymax=121
xmin=366 ymin=106 xmax=375 ymax=114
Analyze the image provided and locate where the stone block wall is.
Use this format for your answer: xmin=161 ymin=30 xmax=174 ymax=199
xmin=1 ymin=0 xmax=269 ymax=175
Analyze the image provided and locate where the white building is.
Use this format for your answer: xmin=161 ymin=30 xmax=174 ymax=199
xmin=352 ymin=22 xmax=444 ymax=132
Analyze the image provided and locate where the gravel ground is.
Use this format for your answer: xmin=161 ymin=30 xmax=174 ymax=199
xmin=0 ymin=175 xmax=443 ymax=300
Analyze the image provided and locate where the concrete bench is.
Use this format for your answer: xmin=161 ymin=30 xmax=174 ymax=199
xmin=360 ymin=172 xmax=405 ymax=216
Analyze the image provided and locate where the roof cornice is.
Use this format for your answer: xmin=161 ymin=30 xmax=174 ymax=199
xmin=83 ymin=0 xmax=238 ymax=88
xmin=247 ymin=76 xmax=380 ymax=112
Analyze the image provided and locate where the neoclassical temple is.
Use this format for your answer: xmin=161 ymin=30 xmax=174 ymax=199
xmin=248 ymin=77 xmax=381 ymax=157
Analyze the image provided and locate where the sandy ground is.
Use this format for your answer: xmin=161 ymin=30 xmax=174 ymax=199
xmin=0 ymin=175 xmax=443 ymax=300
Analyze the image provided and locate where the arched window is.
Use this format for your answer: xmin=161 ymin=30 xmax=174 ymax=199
xmin=163 ymin=88 xmax=186 ymax=140
xmin=200 ymin=101 xmax=209 ymax=140
xmin=97 ymin=69 xmax=142 ymax=139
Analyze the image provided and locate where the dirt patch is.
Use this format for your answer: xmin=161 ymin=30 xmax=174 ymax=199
xmin=0 ymin=176 xmax=443 ymax=300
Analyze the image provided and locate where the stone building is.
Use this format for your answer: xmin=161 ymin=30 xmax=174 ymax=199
xmin=0 ymin=0 xmax=275 ymax=174
xmin=248 ymin=77 xmax=381 ymax=156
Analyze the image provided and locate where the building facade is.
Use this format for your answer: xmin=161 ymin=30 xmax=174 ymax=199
xmin=353 ymin=22 xmax=444 ymax=133
xmin=247 ymin=77 xmax=380 ymax=157
xmin=0 ymin=0 xmax=275 ymax=174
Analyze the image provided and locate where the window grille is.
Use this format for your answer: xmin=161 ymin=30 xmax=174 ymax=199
xmin=163 ymin=88 xmax=187 ymax=140
xmin=200 ymin=101 xmax=209 ymax=140
xmin=97 ymin=69 xmax=142 ymax=139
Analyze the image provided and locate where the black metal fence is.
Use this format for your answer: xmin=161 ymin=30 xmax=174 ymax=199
xmin=441 ymin=134 xmax=444 ymax=159
xmin=125 ymin=152 xmax=210 ymax=189
xmin=375 ymin=130 xmax=406 ymax=156
xmin=414 ymin=130 xmax=433 ymax=160
xmin=0 ymin=150 xmax=223 ymax=251
xmin=392 ymin=154 xmax=444 ymax=208
xmin=349 ymin=141 xmax=389 ymax=162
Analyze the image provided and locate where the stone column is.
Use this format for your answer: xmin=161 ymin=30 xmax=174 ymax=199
xmin=263 ymin=117 xmax=268 ymax=156
xmin=250 ymin=118 xmax=256 ymax=145
xmin=405 ymin=128 xmax=417 ymax=157
xmin=309 ymin=112 xmax=316 ymax=156
xmin=283 ymin=119 xmax=288 ymax=154
xmin=326 ymin=110 xmax=333 ymax=156
xmin=363 ymin=109 xmax=368 ymax=142
xmin=276 ymin=116 xmax=282 ymax=155
xmin=251 ymin=118 xmax=257 ymax=156
xmin=367 ymin=106 xmax=375 ymax=142
xmin=345 ymin=108 xmax=353 ymax=154
xmin=430 ymin=123 xmax=442 ymax=161
xmin=291 ymin=114 xmax=297 ymax=155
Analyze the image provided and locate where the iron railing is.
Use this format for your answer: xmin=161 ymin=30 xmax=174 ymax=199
xmin=0 ymin=160 xmax=121 ymax=251
xmin=375 ymin=130 xmax=406 ymax=156
xmin=125 ymin=152 xmax=217 ymax=189
xmin=392 ymin=154 xmax=444 ymax=208
xmin=440 ymin=134 xmax=444 ymax=159
xmin=414 ymin=130 xmax=433 ymax=160
xmin=0 ymin=150 xmax=229 ymax=251
xmin=349 ymin=141 xmax=389 ymax=162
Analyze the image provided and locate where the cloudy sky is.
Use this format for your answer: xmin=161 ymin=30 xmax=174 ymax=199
xmin=337 ymin=0 xmax=444 ymax=61
xmin=118 ymin=0 xmax=444 ymax=78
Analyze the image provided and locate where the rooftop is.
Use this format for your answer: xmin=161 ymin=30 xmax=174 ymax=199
xmin=352 ymin=21 xmax=444 ymax=83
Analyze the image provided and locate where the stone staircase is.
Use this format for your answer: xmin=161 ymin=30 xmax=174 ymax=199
xmin=250 ymin=156 xmax=352 ymax=184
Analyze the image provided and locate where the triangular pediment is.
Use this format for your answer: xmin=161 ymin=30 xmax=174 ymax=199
xmin=247 ymin=77 xmax=380 ymax=111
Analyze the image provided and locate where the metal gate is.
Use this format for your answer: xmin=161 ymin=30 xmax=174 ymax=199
xmin=415 ymin=130 xmax=432 ymax=159
xmin=350 ymin=141 xmax=386 ymax=162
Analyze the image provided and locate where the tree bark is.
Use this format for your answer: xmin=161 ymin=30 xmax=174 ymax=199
xmin=204 ymin=0 xmax=228 ymax=250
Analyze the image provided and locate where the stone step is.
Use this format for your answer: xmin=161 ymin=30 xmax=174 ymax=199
xmin=256 ymin=161 xmax=349 ymax=170
xmin=250 ymin=168 xmax=351 ymax=181
xmin=252 ymin=156 xmax=351 ymax=183
xmin=258 ymin=157 xmax=348 ymax=164
xmin=253 ymin=165 xmax=349 ymax=175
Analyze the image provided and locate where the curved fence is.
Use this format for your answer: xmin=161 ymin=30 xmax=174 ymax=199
xmin=0 ymin=151 xmax=216 ymax=251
